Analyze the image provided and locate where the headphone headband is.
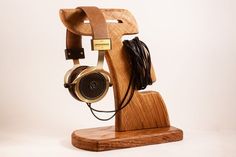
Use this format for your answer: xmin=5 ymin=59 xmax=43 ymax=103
xmin=65 ymin=6 xmax=111 ymax=67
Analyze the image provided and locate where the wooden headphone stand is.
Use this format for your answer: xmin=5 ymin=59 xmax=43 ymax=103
xmin=60 ymin=8 xmax=183 ymax=151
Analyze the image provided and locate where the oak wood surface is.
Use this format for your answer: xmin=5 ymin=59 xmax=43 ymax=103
xmin=72 ymin=126 xmax=183 ymax=151
xmin=60 ymin=8 xmax=171 ymax=131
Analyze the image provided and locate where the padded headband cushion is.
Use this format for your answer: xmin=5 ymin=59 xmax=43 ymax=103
xmin=65 ymin=6 xmax=109 ymax=60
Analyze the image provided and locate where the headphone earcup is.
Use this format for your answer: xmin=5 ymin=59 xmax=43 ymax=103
xmin=77 ymin=72 xmax=109 ymax=102
xmin=67 ymin=66 xmax=88 ymax=101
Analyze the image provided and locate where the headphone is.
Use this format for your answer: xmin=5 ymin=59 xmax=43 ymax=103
xmin=63 ymin=7 xmax=112 ymax=104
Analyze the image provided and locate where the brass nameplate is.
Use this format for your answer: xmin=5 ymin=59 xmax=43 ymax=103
xmin=91 ymin=39 xmax=111 ymax=51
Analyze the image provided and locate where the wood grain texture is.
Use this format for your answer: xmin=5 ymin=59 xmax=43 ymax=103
xmin=60 ymin=7 xmax=183 ymax=151
xmin=60 ymin=8 xmax=171 ymax=131
xmin=72 ymin=126 xmax=183 ymax=151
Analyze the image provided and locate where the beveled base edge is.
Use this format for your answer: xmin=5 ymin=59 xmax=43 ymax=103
xmin=71 ymin=126 xmax=183 ymax=151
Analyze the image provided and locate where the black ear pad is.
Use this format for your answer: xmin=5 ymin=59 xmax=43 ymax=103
xmin=67 ymin=66 xmax=88 ymax=101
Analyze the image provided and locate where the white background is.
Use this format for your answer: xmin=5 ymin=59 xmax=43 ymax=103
xmin=0 ymin=0 xmax=236 ymax=156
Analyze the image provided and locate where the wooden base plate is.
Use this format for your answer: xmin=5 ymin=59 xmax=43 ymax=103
xmin=72 ymin=126 xmax=183 ymax=151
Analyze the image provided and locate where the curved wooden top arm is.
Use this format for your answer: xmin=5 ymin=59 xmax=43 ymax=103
xmin=59 ymin=8 xmax=139 ymax=36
